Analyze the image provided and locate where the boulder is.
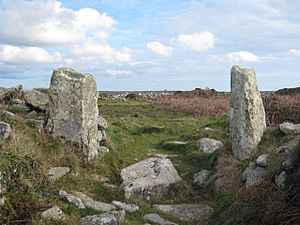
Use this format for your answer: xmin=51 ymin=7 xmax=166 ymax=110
xmin=242 ymin=162 xmax=265 ymax=189
xmin=48 ymin=167 xmax=70 ymax=181
xmin=230 ymin=66 xmax=266 ymax=160
xmin=24 ymin=90 xmax=49 ymax=111
xmin=193 ymin=170 xmax=210 ymax=187
xmin=0 ymin=121 xmax=12 ymax=140
xmin=144 ymin=214 xmax=177 ymax=225
xmin=275 ymin=145 xmax=289 ymax=153
xmin=41 ymin=205 xmax=66 ymax=220
xmin=120 ymin=157 xmax=182 ymax=201
xmin=256 ymin=154 xmax=269 ymax=167
xmin=197 ymin=138 xmax=223 ymax=153
xmin=112 ymin=201 xmax=139 ymax=212
xmin=47 ymin=68 xmax=100 ymax=161
xmin=279 ymin=122 xmax=300 ymax=135
xmin=153 ymin=204 xmax=214 ymax=222
xmin=1 ymin=85 xmax=24 ymax=104
xmin=80 ymin=210 xmax=125 ymax=225
xmin=98 ymin=146 xmax=110 ymax=153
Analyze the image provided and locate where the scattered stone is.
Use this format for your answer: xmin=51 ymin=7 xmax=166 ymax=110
xmin=256 ymin=154 xmax=269 ymax=167
xmin=26 ymin=111 xmax=38 ymax=119
xmin=0 ymin=122 xmax=12 ymax=140
xmin=112 ymin=200 xmax=139 ymax=212
xmin=279 ymin=122 xmax=300 ymax=135
xmin=1 ymin=110 xmax=16 ymax=120
xmin=80 ymin=210 xmax=125 ymax=225
xmin=204 ymin=127 xmax=213 ymax=131
xmin=151 ymin=153 xmax=179 ymax=159
xmin=24 ymin=90 xmax=49 ymax=111
xmin=275 ymin=146 xmax=289 ymax=154
xmin=153 ymin=204 xmax=214 ymax=222
xmin=103 ymin=183 xmax=118 ymax=189
xmin=73 ymin=192 xmax=116 ymax=212
xmin=197 ymin=138 xmax=223 ymax=153
xmin=161 ymin=141 xmax=188 ymax=149
xmin=91 ymin=174 xmax=110 ymax=182
xmin=98 ymin=116 xmax=108 ymax=130
xmin=275 ymin=171 xmax=286 ymax=189
xmin=193 ymin=170 xmax=210 ymax=187
xmin=11 ymin=98 xmax=25 ymax=105
xmin=47 ymin=68 xmax=100 ymax=161
xmin=25 ymin=119 xmax=44 ymax=132
xmin=230 ymin=66 xmax=266 ymax=160
xmin=120 ymin=157 xmax=181 ymax=201
xmin=1 ymin=85 xmax=24 ymax=103
xmin=11 ymin=103 xmax=31 ymax=111
xmin=144 ymin=214 xmax=177 ymax=225
xmin=98 ymin=146 xmax=110 ymax=153
xmin=113 ymin=117 xmax=126 ymax=126
xmin=41 ymin=205 xmax=66 ymax=220
xmin=0 ymin=197 xmax=5 ymax=207
xmin=242 ymin=162 xmax=265 ymax=188
xmin=59 ymin=190 xmax=85 ymax=209
xmin=48 ymin=167 xmax=70 ymax=181
xmin=282 ymin=158 xmax=293 ymax=170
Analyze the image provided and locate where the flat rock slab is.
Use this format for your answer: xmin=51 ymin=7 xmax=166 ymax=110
xmin=80 ymin=210 xmax=125 ymax=225
xmin=144 ymin=214 xmax=178 ymax=225
xmin=41 ymin=205 xmax=66 ymax=220
xmin=153 ymin=204 xmax=214 ymax=222
xmin=120 ymin=157 xmax=182 ymax=201
xmin=112 ymin=201 xmax=139 ymax=212
xmin=48 ymin=167 xmax=70 ymax=181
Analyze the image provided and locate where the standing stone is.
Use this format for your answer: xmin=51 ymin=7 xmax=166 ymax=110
xmin=230 ymin=66 xmax=266 ymax=160
xmin=47 ymin=68 xmax=100 ymax=161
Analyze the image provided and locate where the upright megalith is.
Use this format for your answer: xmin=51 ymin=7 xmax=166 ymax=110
xmin=230 ymin=66 xmax=266 ymax=160
xmin=47 ymin=68 xmax=99 ymax=161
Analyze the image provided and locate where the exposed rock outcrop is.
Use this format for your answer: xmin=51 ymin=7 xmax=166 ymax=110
xmin=230 ymin=66 xmax=266 ymax=160
xmin=24 ymin=89 xmax=49 ymax=111
xmin=120 ymin=157 xmax=182 ymax=201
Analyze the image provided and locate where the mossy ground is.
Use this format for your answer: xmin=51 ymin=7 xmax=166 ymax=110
xmin=2 ymin=98 xmax=287 ymax=225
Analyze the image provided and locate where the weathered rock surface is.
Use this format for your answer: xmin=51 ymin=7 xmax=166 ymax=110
xmin=256 ymin=154 xmax=269 ymax=167
xmin=242 ymin=162 xmax=265 ymax=188
xmin=112 ymin=201 xmax=139 ymax=212
xmin=0 ymin=121 xmax=12 ymax=140
xmin=48 ymin=167 xmax=70 ymax=181
xmin=1 ymin=85 xmax=24 ymax=103
xmin=80 ymin=210 xmax=125 ymax=225
xmin=197 ymin=138 xmax=223 ymax=153
xmin=275 ymin=171 xmax=286 ymax=189
xmin=98 ymin=146 xmax=110 ymax=153
xmin=230 ymin=66 xmax=266 ymax=160
xmin=25 ymin=119 xmax=44 ymax=132
xmin=0 ymin=197 xmax=5 ymax=207
xmin=153 ymin=204 xmax=214 ymax=222
xmin=193 ymin=170 xmax=210 ymax=187
xmin=279 ymin=122 xmax=300 ymax=135
xmin=98 ymin=116 xmax=108 ymax=130
xmin=47 ymin=68 xmax=100 ymax=161
xmin=1 ymin=110 xmax=16 ymax=120
xmin=144 ymin=214 xmax=177 ymax=225
xmin=24 ymin=90 xmax=49 ymax=111
xmin=120 ymin=157 xmax=182 ymax=201
xmin=73 ymin=192 xmax=116 ymax=212
xmin=41 ymin=205 xmax=66 ymax=220
xmin=59 ymin=190 xmax=85 ymax=209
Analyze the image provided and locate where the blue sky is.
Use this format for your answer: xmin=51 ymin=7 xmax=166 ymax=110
xmin=0 ymin=0 xmax=299 ymax=91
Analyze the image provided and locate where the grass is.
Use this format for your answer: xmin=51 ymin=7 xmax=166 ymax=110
xmin=2 ymin=97 xmax=299 ymax=225
xmin=1 ymin=99 xmax=229 ymax=225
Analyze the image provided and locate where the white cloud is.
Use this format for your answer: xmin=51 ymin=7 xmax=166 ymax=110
xmin=105 ymin=69 xmax=133 ymax=77
xmin=172 ymin=32 xmax=215 ymax=52
xmin=146 ymin=41 xmax=172 ymax=57
xmin=289 ymin=49 xmax=300 ymax=56
xmin=0 ymin=1 xmax=115 ymax=46
xmin=70 ymin=44 xmax=132 ymax=64
xmin=0 ymin=45 xmax=61 ymax=64
xmin=212 ymin=51 xmax=259 ymax=63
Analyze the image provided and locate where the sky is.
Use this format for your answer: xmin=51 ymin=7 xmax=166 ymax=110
xmin=0 ymin=0 xmax=299 ymax=91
